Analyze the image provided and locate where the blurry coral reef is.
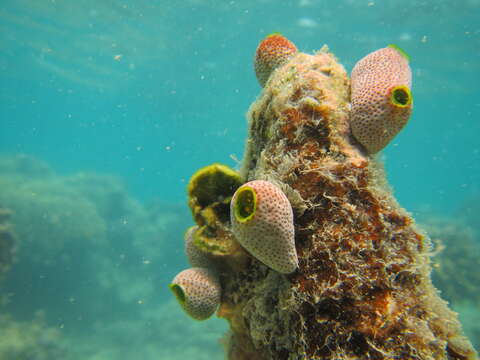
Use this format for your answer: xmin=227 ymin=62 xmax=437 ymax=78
xmin=423 ymin=214 xmax=480 ymax=349
xmin=0 ymin=312 xmax=69 ymax=360
xmin=426 ymin=217 xmax=480 ymax=305
xmin=0 ymin=153 xmax=225 ymax=360
xmin=457 ymin=194 xmax=480 ymax=232
xmin=66 ymin=299 xmax=227 ymax=360
xmin=0 ymin=207 xmax=15 ymax=280
xmin=0 ymin=154 xmax=185 ymax=321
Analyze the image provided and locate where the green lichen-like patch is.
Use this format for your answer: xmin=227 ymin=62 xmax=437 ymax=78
xmin=266 ymin=32 xmax=282 ymax=38
xmin=234 ymin=186 xmax=257 ymax=223
xmin=388 ymin=44 xmax=410 ymax=61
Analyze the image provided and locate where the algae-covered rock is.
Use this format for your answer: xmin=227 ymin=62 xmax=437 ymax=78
xmin=177 ymin=37 xmax=478 ymax=359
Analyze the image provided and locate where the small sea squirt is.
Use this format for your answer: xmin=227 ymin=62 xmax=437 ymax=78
xmin=184 ymin=225 xmax=216 ymax=269
xmin=254 ymin=33 xmax=298 ymax=87
xmin=230 ymin=180 xmax=298 ymax=274
xmin=169 ymin=267 xmax=221 ymax=321
xmin=350 ymin=44 xmax=413 ymax=154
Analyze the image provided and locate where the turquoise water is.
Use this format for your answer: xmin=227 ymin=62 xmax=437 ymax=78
xmin=0 ymin=1 xmax=479 ymax=359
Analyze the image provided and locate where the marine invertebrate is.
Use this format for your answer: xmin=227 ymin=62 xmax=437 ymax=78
xmin=178 ymin=36 xmax=477 ymax=359
xmin=230 ymin=180 xmax=298 ymax=274
xmin=187 ymin=163 xmax=242 ymax=227
xmin=350 ymin=45 xmax=413 ymax=153
xmin=169 ymin=267 xmax=221 ymax=320
xmin=254 ymin=33 xmax=298 ymax=87
xmin=187 ymin=163 xmax=243 ymax=256
xmin=185 ymin=225 xmax=216 ymax=269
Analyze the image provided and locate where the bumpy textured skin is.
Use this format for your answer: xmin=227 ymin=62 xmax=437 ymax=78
xmin=254 ymin=34 xmax=298 ymax=87
xmin=181 ymin=40 xmax=477 ymax=359
xmin=351 ymin=46 xmax=412 ymax=153
xmin=184 ymin=226 xmax=215 ymax=269
xmin=170 ymin=267 xmax=221 ymax=321
xmin=230 ymin=180 xmax=298 ymax=274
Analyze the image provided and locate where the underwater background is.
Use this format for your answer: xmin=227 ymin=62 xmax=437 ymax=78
xmin=0 ymin=1 xmax=479 ymax=359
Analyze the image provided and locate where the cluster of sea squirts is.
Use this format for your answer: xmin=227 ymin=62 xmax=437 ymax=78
xmin=169 ymin=164 xmax=298 ymax=320
xmin=169 ymin=34 xmax=414 ymax=320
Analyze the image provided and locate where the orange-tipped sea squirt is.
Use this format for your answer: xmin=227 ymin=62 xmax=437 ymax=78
xmin=254 ymin=33 xmax=298 ymax=87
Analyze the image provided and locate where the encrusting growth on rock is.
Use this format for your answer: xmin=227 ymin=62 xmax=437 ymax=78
xmin=172 ymin=35 xmax=478 ymax=359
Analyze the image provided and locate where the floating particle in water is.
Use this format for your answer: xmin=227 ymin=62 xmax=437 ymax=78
xmin=298 ymin=0 xmax=312 ymax=7
xmin=297 ymin=17 xmax=318 ymax=28
xmin=399 ymin=32 xmax=412 ymax=41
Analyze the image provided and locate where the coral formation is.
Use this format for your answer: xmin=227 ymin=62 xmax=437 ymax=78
xmin=425 ymin=216 xmax=480 ymax=307
xmin=351 ymin=45 xmax=413 ymax=153
xmin=422 ymin=215 xmax=480 ymax=350
xmin=0 ymin=173 xmax=108 ymax=264
xmin=0 ymin=207 xmax=16 ymax=279
xmin=230 ymin=180 xmax=298 ymax=274
xmin=179 ymin=36 xmax=477 ymax=359
xmin=0 ymin=312 xmax=69 ymax=359
xmin=0 ymin=155 xmax=188 ymax=332
xmin=0 ymin=154 xmax=226 ymax=359
xmin=170 ymin=267 xmax=221 ymax=320
xmin=254 ymin=33 xmax=298 ymax=87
